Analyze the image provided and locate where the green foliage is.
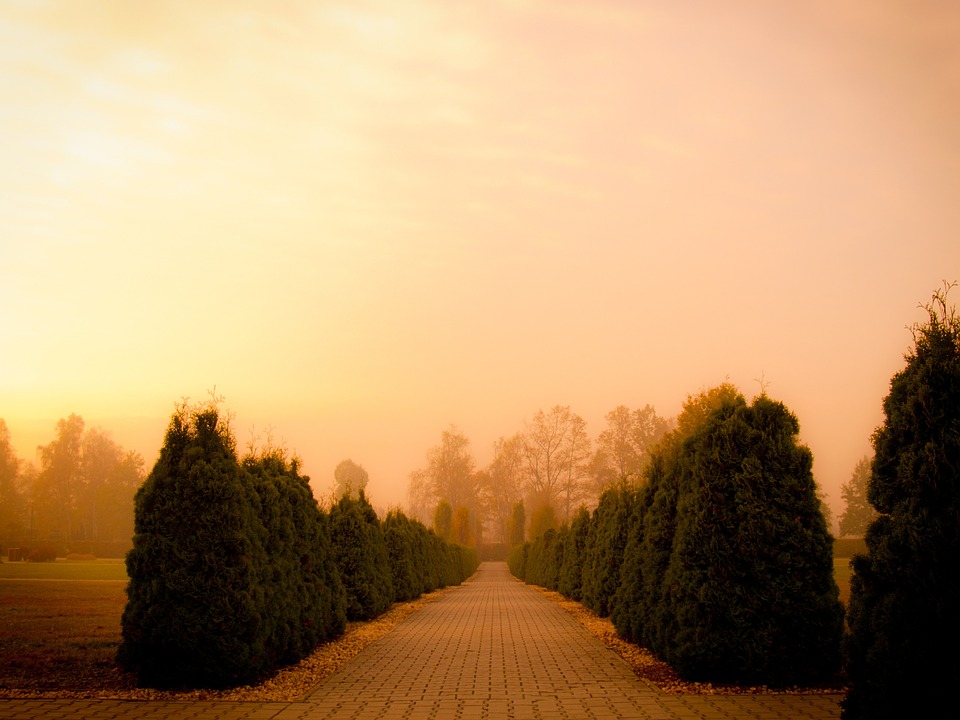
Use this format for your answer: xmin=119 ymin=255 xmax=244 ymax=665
xmin=451 ymin=505 xmax=473 ymax=546
xmin=508 ymin=542 xmax=529 ymax=581
xmin=581 ymin=486 xmax=636 ymax=617
xmin=244 ymin=449 xmax=346 ymax=665
xmin=119 ymin=402 xmax=270 ymax=688
xmin=614 ymin=383 xmax=741 ymax=650
xmin=118 ymin=399 xmax=481 ymax=690
xmin=844 ymin=286 xmax=960 ymax=719
xmin=383 ymin=510 xmax=421 ymax=602
xmin=508 ymin=501 xmax=525 ymax=547
xmin=610 ymin=486 xmax=653 ymax=642
xmin=661 ymin=394 xmax=843 ymax=685
xmin=446 ymin=542 xmax=481 ymax=584
xmin=525 ymin=528 xmax=563 ymax=589
xmin=558 ymin=507 xmax=590 ymax=600
xmin=329 ymin=491 xmax=394 ymax=621
xmin=528 ymin=503 xmax=558 ymax=540
xmin=838 ymin=456 xmax=876 ymax=537
xmin=433 ymin=500 xmax=453 ymax=543
xmin=619 ymin=448 xmax=683 ymax=650
xmin=0 ymin=419 xmax=26 ymax=547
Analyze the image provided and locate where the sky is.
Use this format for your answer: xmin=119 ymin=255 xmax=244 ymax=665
xmin=2 ymin=0 xmax=959 ymax=520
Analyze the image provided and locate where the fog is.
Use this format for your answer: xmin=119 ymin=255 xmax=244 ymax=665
xmin=2 ymin=0 xmax=959 ymax=522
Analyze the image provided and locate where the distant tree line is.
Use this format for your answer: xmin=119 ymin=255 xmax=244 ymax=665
xmin=119 ymin=401 xmax=478 ymax=689
xmin=0 ymin=415 xmax=144 ymax=558
xmin=406 ymin=403 xmax=673 ymax=554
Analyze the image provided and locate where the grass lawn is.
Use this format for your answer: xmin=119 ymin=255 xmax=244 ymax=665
xmin=834 ymin=557 xmax=853 ymax=606
xmin=0 ymin=560 xmax=132 ymax=691
xmin=0 ymin=558 xmax=127 ymax=582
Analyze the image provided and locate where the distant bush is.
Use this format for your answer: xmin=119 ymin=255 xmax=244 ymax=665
xmin=832 ymin=537 xmax=867 ymax=558
xmin=480 ymin=543 xmax=508 ymax=561
xmin=30 ymin=545 xmax=58 ymax=562
xmin=26 ymin=545 xmax=57 ymax=562
xmin=65 ymin=553 xmax=96 ymax=561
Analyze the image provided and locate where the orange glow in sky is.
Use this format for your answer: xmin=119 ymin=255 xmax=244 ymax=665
xmin=2 ymin=0 xmax=959 ymax=516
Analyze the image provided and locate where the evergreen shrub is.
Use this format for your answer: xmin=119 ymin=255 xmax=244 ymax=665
xmin=558 ymin=508 xmax=590 ymax=600
xmin=660 ymin=393 xmax=843 ymax=685
xmin=581 ymin=486 xmax=636 ymax=617
xmin=118 ymin=403 xmax=271 ymax=688
xmin=844 ymin=287 xmax=960 ymax=719
xmin=508 ymin=542 xmax=528 ymax=581
xmin=329 ymin=491 xmax=394 ymax=620
xmin=244 ymin=449 xmax=346 ymax=664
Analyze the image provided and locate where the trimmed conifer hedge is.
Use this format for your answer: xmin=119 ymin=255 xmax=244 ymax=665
xmin=120 ymin=401 xmax=479 ymax=689
xmin=330 ymin=491 xmax=395 ymax=621
xmin=119 ymin=403 xmax=275 ymax=688
xmin=657 ymin=394 xmax=843 ymax=685
xmin=843 ymin=289 xmax=960 ymax=719
xmin=510 ymin=385 xmax=844 ymax=688
xmin=244 ymin=449 xmax=346 ymax=664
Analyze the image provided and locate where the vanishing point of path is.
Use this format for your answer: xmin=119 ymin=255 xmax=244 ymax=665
xmin=0 ymin=562 xmax=843 ymax=719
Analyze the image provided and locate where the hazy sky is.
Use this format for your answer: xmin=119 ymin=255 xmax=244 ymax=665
xmin=2 ymin=0 xmax=959 ymax=517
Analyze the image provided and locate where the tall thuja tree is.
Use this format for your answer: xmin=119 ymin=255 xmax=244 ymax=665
xmin=581 ymin=485 xmax=636 ymax=617
xmin=615 ymin=384 xmax=740 ymax=652
xmin=558 ymin=507 xmax=590 ymax=600
xmin=611 ymin=486 xmax=653 ymax=642
xmin=662 ymin=393 xmax=843 ymax=685
xmin=244 ymin=448 xmax=346 ymax=665
xmin=383 ymin=510 xmax=420 ymax=602
xmin=433 ymin=499 xmax=453 ymax=543
xmin=844 ymin=286 xmax=960 ymax=719
xmin=526 ymin=527 xmax=562 ymax=589
xmin=508 ymin=500 xmax=525 ymax=547
xmin=330 ymin=491 xmax=394 ymax=620
xmin=838 ymin=456 xmax=877 ymax=537
xmin=119 ymin=402 xmax=270 ymax=688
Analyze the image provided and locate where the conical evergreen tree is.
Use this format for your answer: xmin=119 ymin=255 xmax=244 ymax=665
xmin=662 ymin=393 xmax=843 ymax=685
xmin=118 ymin=402 xmax=269 ymax=688
xmin=383 ymin=510 xmax=420 ymax=602
xmin=844 ymin=286 xmax=960 ymax=719
xmin=329 ymin=491 xmax=394 ymax=620
xmin=581 ymin=485 xmax=636 ymax=617
xmin=558 ymin=507 xmax=590 ymax=600
xmin=244 ymin=448 xmax=346 ymax=664
xmin=615 ymin=384 xmax=740 ymax=652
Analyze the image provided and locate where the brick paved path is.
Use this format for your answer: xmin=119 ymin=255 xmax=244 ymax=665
xmin=0 ymin=562 xmax=843 ymax=719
